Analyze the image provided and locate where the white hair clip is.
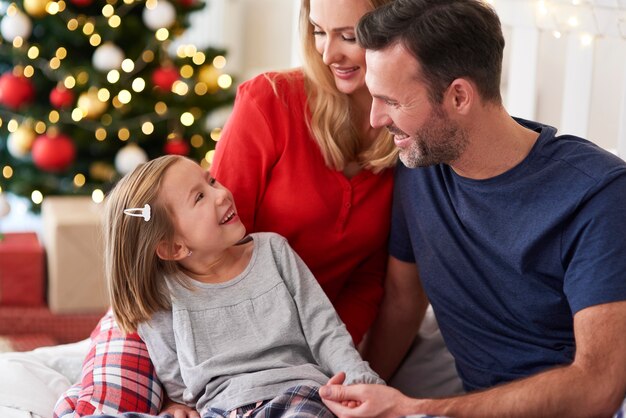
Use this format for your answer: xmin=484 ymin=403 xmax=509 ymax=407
xmin=123 ymin=204 xmax=151 ymax=222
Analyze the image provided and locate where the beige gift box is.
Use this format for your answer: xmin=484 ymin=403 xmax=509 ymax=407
xmin=42 ymin=196 xmax=108 ymax=314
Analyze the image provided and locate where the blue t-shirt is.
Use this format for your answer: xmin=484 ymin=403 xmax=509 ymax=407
xmin=390 ymin=118 xmax=626 ymax=392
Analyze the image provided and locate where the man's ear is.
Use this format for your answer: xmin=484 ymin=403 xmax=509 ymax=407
xmin=156 ymin=240 xmax=188 ymax=261
xmin=445 ymin=78 xmax=473 ymax=116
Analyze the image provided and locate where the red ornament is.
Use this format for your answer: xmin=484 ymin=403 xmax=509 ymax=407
xmin=178 ymin=0 xmax=194 ymax=6
xmin=49 ymin=86 xmax=75 ymax=109
xmin=69 ymin=0 xmax=93 ymax=6
xmin=32 ymin=133 xmax=76 ymax=173
xmin=152 ymin=66 xmax=179 ymax=90
xmin=164 ymin=138 xmax=190 ymax=156
xmin=0 ymin=73 xmax=35 ymax=110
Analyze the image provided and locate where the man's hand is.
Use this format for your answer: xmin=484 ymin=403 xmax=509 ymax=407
xmin=160 ymin=400 xmax=200 ymax=418
xmin=320 ymin=377 xmax=412 ymax=418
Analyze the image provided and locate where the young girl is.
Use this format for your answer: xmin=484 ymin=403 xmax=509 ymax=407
xmin=101 ymin=154 xmax=383 ymax=418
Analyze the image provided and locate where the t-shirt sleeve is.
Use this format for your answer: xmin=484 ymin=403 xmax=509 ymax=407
xmin=562 ymin=172 xmax=626 ymax=313
xmin=273 ymin=235 xmax=384 ymax=385
xmin=389 ymin=164 xmax=416 ymax=263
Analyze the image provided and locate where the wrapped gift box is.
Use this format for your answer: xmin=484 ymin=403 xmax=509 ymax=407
xmin=42 ymin=196 xmax=109 ymax=314
xmin=0 ymin=232 xmax=45 ymax=307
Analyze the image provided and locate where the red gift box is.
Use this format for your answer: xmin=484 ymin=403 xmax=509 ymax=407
xmin=0 ymin=232 xmax=45 ymax=306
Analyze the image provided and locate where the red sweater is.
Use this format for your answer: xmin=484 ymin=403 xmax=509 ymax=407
xmin=211 ymin=71 xmax=394 ymax=344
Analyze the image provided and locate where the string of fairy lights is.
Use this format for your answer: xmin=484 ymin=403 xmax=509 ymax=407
xmin=0 ymin=0 xmax=234 ymax=208
xmin=490 ymin=0 xmax=626 ymax=45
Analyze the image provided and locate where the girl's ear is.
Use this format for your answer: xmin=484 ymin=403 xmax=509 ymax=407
xmin=156 ymin=240 xmax=188 ymax=261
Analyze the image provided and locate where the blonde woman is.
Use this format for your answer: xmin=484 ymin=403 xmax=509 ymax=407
xmin=212 ymin=0 xmax=396 ymax=346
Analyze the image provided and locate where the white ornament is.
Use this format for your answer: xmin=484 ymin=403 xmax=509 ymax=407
xmin=115 ymin=143 xmax=148 ymax=175
xmin=205 ymin=105 xmax=233 ymax=131
xmin=92 ymin=42 xmax=125 ymax=72
xmin=0 ymin=10 xmax=32 ymax=41
xmin=142 ymin=0 xmax=176 ymax=31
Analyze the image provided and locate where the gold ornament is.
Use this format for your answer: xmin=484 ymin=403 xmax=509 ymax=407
xmin=77 ymin=88 xmax=108 ymax=119
xmin=198 ymin=65 xmax=220 ymax=93
xmin=7 ymin=125 xmax=36 ymax=158
xmin=23 ymin=0 xmax=49 ymax=17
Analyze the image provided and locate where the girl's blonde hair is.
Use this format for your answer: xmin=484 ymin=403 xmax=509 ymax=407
xmin=104 ymin=155 xmax=185 ymax=333
xmin=298 ymin=0 xmax=397 ymax=173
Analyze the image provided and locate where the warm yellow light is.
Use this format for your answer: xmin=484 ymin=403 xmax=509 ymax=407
xmin=121 ymin=59 xmax=135 ymax=73
xmin=77 ymin=71 xmax=89 ymax=85
xmin=101 ymin=114 xmax=113 ymax=126
xmin=92 ymin=189 xmax=105 ymax=203
xmin=141 ymin=121 xmax=154 ymax=135
xmin=181 ymin=65 xmax=194 ymax=78
xmin=96 ymin=128 xmax=107 ymax=141
xmin=156 ymin=28 xmax=169 ymax=41
xmin=194 ymin=83 xmax=208 ymax=96
xmin=142 ymin=50 xmax=155 ymax=63
xmin=23 ymin=66 xmax=35 ymax=77
xmin=109 ymin=15 xmax=121 ymax=28
xmin=210 ymin=128 xmax=222 ymax=141
xmin=50 ymin=57 xmax=61 ymax=70
xmin=155 ymin=102 xmax=167 ymax=115
xmin=3 ymin=166 xmax=14 ymax=179
xmin=180 ymin=112 xmax=195 ymax=126
xmin=568 ymin=16 xmax=579 ymax=27
xmin=190 ymin=134 xmax=204 ymax=148
xmin=13 ymin=37 xmax=24 ymax=48
xmin=118 ymin=128 xmax=130 ymax=141
xmin=118 ymin=90 xmax=132 ymax=104
xmin=205 ymin=150 xmax=216 ymax=164
xmin=217 ymin=74 xmax=232 ymax=89
xmin=132 ymin=78 xmax=146 ymax=92
xmin=193 ymin=52 xmax=206 ymax=66
xmin=56 ymin=47 xmax=67 ymax=59
xmin=172 ymin=81 xmax=189 ymax=95
xmin=7 ymin=120 xmax=18 ymax=132
xmin=72 ymin=108 xmax=84 ymax=121
xmin=184 ymin=45 xmax=197 ymax=57
xmin=49 ymin=111 xmax=60 ymax=123
xmin=47 ymin=2 xmax=60 ymax=14
xmin=31 ymin=190 xmax=44 ymax=205
xmin=73 ymin=174 xmax=86 ymax=187
xmin=146 ymin=0 xmax=158 ymax=9
xmin=98 ymin=88 xmax=111 ymax=102
xmin=64 ymin=76 xmax=76 ymax=89
xmin=107 ymin=70 xmax=120 ymax=83
xmin=90 ymin=34 xmax=102 ymax=47
xmin=213 ymin=55 xmax=227 ymax=69
xmin=35 ymin=121 xmax=47 ymax=134
xmin=28 ymin=46 xmax=40 ymax=59
xmin=83 ymin=22 xmax=95 ymax=35
xmin=67 ymin=19 xmax=79 ymax=30
xmin=102 ymin=4 xmax=115 ymax=17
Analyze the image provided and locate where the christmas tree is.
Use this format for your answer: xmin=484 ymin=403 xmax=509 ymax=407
xmin=0 ymin=0 xmax=235 ymax=212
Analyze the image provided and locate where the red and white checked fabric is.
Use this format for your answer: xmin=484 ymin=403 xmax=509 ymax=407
xmin=53 ymin=309 xmax=163 ymax=418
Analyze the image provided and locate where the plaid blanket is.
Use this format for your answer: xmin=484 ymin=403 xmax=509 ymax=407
xmin=53 ymin=310 xmax=162 ymax=417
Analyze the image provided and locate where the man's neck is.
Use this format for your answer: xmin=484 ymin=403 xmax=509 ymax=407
xmin=451 ymin=107 xmax=539 ymax=180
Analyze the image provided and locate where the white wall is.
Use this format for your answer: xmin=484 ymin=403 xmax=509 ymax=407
xmin=188 ymin=0 xmax=626 ymax=155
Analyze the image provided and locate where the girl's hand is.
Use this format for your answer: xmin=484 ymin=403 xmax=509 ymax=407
xmin=160 ymin=400 xmax=200 ymax=418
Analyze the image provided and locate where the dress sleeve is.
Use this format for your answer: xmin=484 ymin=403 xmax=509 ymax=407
xmin=276 ymin=237 xmax=385 ymax=386
xmin=138 ymin=310 xmax=188 ymax=404
xmin=210 ymin=77 xmax=281 ymax=233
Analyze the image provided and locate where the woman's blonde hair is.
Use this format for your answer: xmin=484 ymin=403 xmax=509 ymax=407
xmin=298 ymin=0 xmax=397 ymax=173
xmin=104 ymin=155 xmax=186 ymax=333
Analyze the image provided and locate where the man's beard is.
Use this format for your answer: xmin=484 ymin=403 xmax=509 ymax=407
xmin=398 ymin=107 xmax=469 ymax=169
